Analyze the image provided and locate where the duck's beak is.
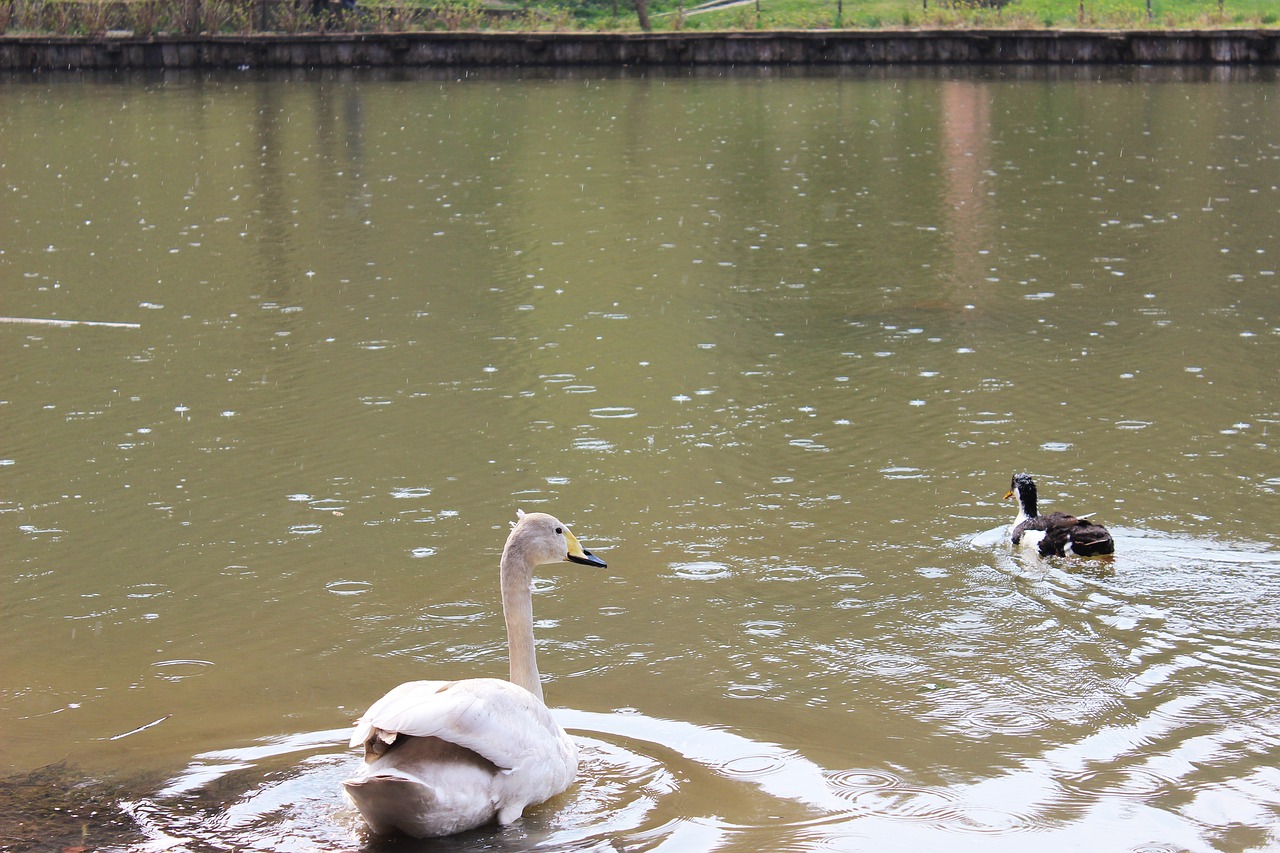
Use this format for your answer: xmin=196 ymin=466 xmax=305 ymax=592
xmin=1003 ymin=490 xmax=1015 ymax=501
xmin=565 ymin=529 xmax=608 ymax=568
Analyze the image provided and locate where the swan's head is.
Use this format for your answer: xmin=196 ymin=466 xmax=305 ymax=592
xmin=508 ymin=510 xmax=607 ymax=570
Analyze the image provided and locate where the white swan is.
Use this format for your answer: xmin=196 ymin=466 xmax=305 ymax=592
xmin=343 ymin=510 xmax=607 ymax=838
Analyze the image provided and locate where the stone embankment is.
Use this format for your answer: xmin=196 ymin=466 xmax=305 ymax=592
xmin=1 ymin=29 xmax=1277 ymax=71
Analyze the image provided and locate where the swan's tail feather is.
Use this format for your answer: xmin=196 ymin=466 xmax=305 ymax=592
xmin=344 ymin=773 xmax=459 ymax=838
xmin=343 ymin=741 xmax=502 ymax=838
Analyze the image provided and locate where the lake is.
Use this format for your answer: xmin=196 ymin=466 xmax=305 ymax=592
xmin=2 ymin=64 xmax=1278 ymax=852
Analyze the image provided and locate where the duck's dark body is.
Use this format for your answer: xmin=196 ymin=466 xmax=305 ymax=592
xmin=1010 ymin=511 xmax=1115 ymax=557
xmin=1006 ymin=473 xmax=1114 ymax=557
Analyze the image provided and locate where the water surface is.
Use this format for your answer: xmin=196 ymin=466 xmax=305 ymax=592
xmin=2 ymin=65 xmax=1278 ymax=852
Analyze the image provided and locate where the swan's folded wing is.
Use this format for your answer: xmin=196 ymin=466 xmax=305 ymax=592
xmin=350 ymin=678 xmax=571 ymax=772
xmin=349 ymin=680 xmax=455 ymax=748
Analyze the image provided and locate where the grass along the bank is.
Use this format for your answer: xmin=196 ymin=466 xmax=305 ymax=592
xmin=0 ymin=0 xmax=1274 ymax=36
xmin=656 ymin=0 xmax=1278 ymax=30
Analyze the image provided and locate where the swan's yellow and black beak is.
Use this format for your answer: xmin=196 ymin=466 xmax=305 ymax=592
xmin=1003 ymin=489 xmax=1015 ymax=501
xmin=564 ymin=529 xmax=607 ymax=568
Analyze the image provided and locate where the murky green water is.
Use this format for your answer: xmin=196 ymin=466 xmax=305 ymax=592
xmin=2 ymin=65 xmax=1278 ymax=852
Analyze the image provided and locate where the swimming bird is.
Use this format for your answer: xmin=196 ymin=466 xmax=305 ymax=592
xmin=343 ymin=510 xmax=607 ymax=838
xmin=1004 ymin=473 xmax=1114 ymax=557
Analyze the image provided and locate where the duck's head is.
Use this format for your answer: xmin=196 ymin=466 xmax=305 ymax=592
xmin=507 ymin=509 xmax=607 ymax=569
xmin=1004 ymin=473 xmax=1039 ymax=517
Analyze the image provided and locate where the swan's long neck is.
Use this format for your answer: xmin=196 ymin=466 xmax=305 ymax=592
xmin=500 ymin=544 xmax=544 ymax=703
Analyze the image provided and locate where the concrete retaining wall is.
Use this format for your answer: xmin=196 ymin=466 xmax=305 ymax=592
xmin=2 ymin=29 xmax=1278 ymax=71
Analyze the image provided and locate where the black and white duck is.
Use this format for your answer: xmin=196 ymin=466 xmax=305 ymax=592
xmin=1004 ymin=473 xmax=1114 ymax=557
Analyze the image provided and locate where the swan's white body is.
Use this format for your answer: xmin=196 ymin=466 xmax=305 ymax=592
xmin=343 ymin=678 xmax=576 ymax=836
xmin=343 ymin=511 xmax=606 ymax=838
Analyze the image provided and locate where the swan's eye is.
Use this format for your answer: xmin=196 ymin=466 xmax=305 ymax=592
xmin=555 ymin=527 xmax=563 ymax=535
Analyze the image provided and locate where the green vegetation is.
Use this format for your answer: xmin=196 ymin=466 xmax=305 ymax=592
xmin=657 ymin=0 xmax=1278 ymax=30
xmin=0 ymin=0 xmax=1273 ymax=37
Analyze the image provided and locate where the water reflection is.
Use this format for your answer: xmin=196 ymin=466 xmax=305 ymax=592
xmin=2 ymin=65 xmax=1278 ymax=852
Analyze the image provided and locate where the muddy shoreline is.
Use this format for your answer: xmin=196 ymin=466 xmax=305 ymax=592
xmin=0 ymin=763 xmax=144 ymax=853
